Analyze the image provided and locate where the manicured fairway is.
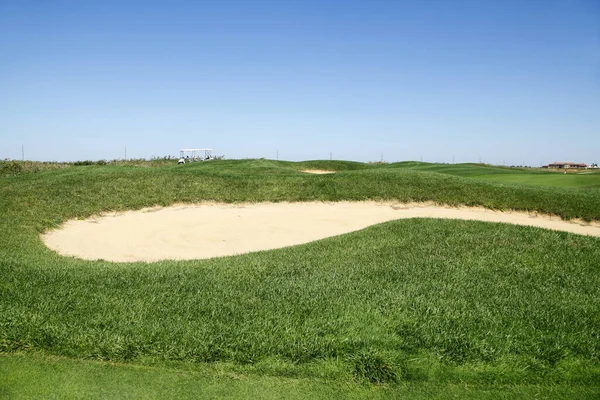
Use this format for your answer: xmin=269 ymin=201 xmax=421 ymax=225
xmin=1 ymin=159 xmax=599 ymax=398
xmin=470 ymin=173 xmax=600 ymax=189
xmin=385 ymin=161 xmax=600 ymax=188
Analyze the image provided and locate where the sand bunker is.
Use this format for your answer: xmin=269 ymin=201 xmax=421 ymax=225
xmin=42 ymin=202 xmax=600 ymax=263
xmin=301 ymin=170 xmax=336 ymax=174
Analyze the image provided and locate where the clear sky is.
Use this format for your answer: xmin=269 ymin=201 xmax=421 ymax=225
xmin=1 ymin=0 xmax=599 ymax=165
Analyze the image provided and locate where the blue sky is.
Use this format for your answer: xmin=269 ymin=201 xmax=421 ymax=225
xmin=1 ymin=0 xmax=599 ymax=164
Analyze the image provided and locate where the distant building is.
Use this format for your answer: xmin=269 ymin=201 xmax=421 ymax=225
xmin=542 ymin=162 xmax=588 ymax=169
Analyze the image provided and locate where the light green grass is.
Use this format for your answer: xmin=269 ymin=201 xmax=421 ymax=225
xmin=2 ymin=353 xmax=599 ymax=399
xmin=1 ymin=159 xmax=600 ymax=397
xmin=383 ymin=161 xmax=530 ymax=176
xmin=470 ymin=173 xmax=600 ymax=189
xmin=382 ymin=161 xmax=600 ymax=188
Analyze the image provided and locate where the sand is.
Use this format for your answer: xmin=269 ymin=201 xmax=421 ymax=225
xmin=300 ymin=170 xmax=336 ymax=174
xmin=41 ymin=202 xmax=600 ymax=263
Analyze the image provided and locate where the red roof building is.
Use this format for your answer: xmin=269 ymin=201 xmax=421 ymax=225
xmin=543 ymin=162 xmax=588 ymax=169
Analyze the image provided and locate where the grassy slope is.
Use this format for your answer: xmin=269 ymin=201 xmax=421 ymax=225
xmin=1 ymin=159 xmax=600 ymax=397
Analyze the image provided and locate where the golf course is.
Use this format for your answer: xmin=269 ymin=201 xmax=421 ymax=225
xmin=1 ymin=159 xmax=600 ymax=398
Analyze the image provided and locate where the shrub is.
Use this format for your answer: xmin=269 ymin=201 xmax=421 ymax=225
xmin=0 ymin=160 xmax=24 ymax=176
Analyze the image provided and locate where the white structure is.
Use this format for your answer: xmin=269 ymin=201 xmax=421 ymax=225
xmin=179 ymin=148 xmax=213 ymax=161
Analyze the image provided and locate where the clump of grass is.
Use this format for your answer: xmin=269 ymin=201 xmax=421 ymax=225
xmin=351 ymin=351 xmax=398 ymax=384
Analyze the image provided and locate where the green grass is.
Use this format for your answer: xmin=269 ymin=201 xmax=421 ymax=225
xmin=383 ymin=161 xmax=600 ymax=188
xmin=1 ymin=159 xmax=600 ymax=397
xmin=2 ymin=353 xmax=598 ymax=399
xmin=0 ymin=157 xmax=178 ymax=177
xmin=383 ymin=161 xmax=531 ymax=176
xmin=469 ymin=174 xmax=600 ymax=189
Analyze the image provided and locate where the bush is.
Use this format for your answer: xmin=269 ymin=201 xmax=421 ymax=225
xmin=72 ymin=160 xmax=95 ymax=166
xmin=0 ymin=160 xmax=24 ymax=176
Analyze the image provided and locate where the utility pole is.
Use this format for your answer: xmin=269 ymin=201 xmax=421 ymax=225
xmin=452 ymin=155 xmax=455 ymax=164
xmin=330 ymin=152 xmax=332 ymax=161
xmin=380 ymin=152 xmax=383 ymax=162
xmin=276 ymin=150 xmax=278 ymax=160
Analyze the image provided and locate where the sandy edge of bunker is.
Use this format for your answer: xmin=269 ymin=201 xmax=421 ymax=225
xmin=300 ymin=169 xmax=337 ymax=174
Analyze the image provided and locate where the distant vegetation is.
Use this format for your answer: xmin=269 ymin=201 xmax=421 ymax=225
xmin=0 ymin=157 xmax=177 ymax=177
